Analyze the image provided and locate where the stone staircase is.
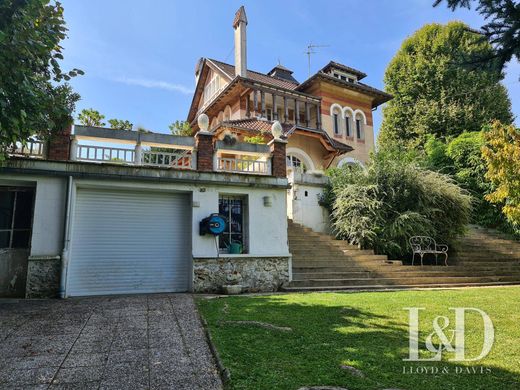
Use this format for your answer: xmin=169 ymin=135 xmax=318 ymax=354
xmin=284 ymin=220 xmax=520 ymax=291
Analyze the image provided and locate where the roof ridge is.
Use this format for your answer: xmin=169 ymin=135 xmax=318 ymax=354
xmin=207 ymin=58 xmax=299 ymax=85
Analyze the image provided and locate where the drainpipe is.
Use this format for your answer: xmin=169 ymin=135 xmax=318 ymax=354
xmin=59 ymin=176 xmax=73 ymax=298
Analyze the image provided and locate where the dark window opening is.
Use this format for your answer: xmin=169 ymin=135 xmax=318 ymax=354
xmin=333 ymin=113 xmax=339 ymax=135
xmin=0 ymin=187 xmax=35 ymax=249
xmin=356 ymin=119 xmax=362 ymax=139
xmin=345 ymin=116 xmax=351 ymax=137
xmin=219 ymin=195 xmax=248 ymax=254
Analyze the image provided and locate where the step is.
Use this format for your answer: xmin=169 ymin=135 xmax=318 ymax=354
xmin=293 ymin=269 xmax=520 ymax=280
xmin=282 ymin=281 xmax=520 ymax=292
xmin=292 ymin=255 xmax=389 ymax=263
xmin=288 ymin=275 xmax=520 ymax=288
xmin=293 ymin=260 xmax=403 ymax=268
xmin=292 ymin=264 xmax=520 ymax=274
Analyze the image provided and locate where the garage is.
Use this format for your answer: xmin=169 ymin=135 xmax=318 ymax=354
xmin=67 ymin=188 xmax=191 ymax=296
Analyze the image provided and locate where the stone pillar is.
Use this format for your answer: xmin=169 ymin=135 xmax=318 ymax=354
xmin=134 ymin=143 xmax=142 ymax=165
xmin=47 ymin=124 xmax=72 ymax=161
xmin=195 ymin=131 xmax=214 ymax=172
xmin=268 ymin=138 xmax=288 ymax=178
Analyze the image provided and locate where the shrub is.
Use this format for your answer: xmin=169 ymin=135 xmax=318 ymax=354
xmin=326 ymin=151 xmax=472 ymax=259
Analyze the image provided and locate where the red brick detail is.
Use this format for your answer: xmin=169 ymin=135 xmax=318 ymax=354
xmin=270 ymin=140 xmax=287 ymax=178
xmin=196 ymin=132 xmax=214 ymax=172
xmin=47 ymin=125 xmax=72 ymax=161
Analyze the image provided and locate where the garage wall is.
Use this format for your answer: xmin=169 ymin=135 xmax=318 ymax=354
xmin=0 ymin=175 xmax=66 ymax=298
xmin=66 ymin=179 xmax=289 ymax=258
xmin=0 ymin=175 xmax=66 ymax=257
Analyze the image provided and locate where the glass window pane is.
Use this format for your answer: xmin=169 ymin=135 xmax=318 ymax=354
xmin=0 ymin=191 xmax=14 ymax=229
xmin=0 ymin=231 xmax=10 ymax=248
xmin=12 ymin=230 xmax=30 ymax=248
xmin=13 ymin=190 xmax=34 ymax=229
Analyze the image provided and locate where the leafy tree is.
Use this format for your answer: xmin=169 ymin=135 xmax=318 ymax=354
xmin=379 ymin=22 xmax=512 ymax=149
xmin=482 ymin=120 xmax=520 ymax=225
xmin=434 ymin=0 xmax=520 ymax=77
xmin=108 ymin=118 xmax=133 ymax=130
xmin=325 ymin=150 xmax=471 ymax=259
xmin=169 ymin=120 xmax=192 ymax=136
xmin=78 ymin=108 xmax=105 ymax=127
xmin=0 ymin=0 xmax=82 ymax=158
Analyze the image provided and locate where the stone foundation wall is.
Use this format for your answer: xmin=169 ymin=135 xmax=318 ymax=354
xmin=25 ymin=256 xmax=61 ymax=298
xmin=193 ymin=256 xmax=290 ymax=293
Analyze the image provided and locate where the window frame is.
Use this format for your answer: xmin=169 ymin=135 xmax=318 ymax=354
xmin=286 ymin=155 xmax=306 ymax=173
xmin=0 ymin=186 xmax=35 ymax=249
xmin=333 ymin=113 xmax=340 ymax=135
xmin=356 ymin=118 xmax=363 ymax=140
xmin=345 ymin=116 xmax=351 ymax=137
xmin=218 ymin=194 xmax=248 ymax=254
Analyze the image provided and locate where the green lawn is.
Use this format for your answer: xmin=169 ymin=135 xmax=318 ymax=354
xmin=197 ymin=287 xmax=520 ymax=390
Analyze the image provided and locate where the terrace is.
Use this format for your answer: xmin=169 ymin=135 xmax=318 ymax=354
xmin=7 ymin=120 xmax=284 ymax=178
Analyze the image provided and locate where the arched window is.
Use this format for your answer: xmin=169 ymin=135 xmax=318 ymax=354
xmin=286 ymin=155 xmax=307 ymax=173
xmin=355 ymin=114 xmax=365 ymax=140
xmin=345 ymin=115 xmax=351 ymax=137
xmin=330 ymin=104 xmax=342 ymax=136
xmin=217 ymin=111 xmax=224 ymax=124
xmin=338 ymin=157 xmax=364 ymax=169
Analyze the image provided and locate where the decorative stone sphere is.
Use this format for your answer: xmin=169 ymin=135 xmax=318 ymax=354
xmin=271 ymin=120 xmax=283 ymax=139
xmin=197 ymin=113 xmax=209 ymax=131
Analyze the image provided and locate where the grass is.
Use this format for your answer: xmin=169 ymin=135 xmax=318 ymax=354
xmin=196 ymin=287 xmax=520 ymax=390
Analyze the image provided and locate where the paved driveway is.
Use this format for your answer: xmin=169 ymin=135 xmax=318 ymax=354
xmin=0 ymin=294 xmax=223 ymax=390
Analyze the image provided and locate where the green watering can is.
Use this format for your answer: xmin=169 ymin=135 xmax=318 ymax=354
xmin=226 ymin=241 xmax=243 ymax=254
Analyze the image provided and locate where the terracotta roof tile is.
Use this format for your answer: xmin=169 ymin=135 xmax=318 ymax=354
xmin=219 ymin=118 xmax=293 ymax=133
xmin=217 ymin=118 xmax=353 ymax=153
xmin=208 ymin=59 xmax=299 ymax=90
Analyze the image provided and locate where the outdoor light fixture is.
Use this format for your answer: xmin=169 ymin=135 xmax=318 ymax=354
xmin=198 ymin=113 xmax=209 ymax=132
xmin=271 ymin=120 xmax=283 ymax=140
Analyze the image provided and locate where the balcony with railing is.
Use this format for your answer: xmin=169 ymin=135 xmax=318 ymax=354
xmin=5 ymin=121 xmax=286 ymax=178
xmin=71 ymin=125 xmax=196 ymax=170
xmin=213 ymin=140 xmax=272 ymax=175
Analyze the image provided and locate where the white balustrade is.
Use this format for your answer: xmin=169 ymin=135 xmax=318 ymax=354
xmin=8 ymin=140 xmax=45 ymax=158
xmin=216 ymin=157 xmax=270 ymax=175
xmin=76 ymin=145 xmax=135 ymax=163
xmin=141 ymin=150 xmax=193 ymax=169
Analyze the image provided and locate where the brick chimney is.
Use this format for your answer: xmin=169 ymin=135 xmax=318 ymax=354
xmin=233 ymin=6 xmax=248 ymax=78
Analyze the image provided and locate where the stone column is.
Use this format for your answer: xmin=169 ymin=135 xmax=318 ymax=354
xmin=268 ymin=138 xmax=288 ymax=178
xmin=195 ymin=131 xmax=214 ymax=172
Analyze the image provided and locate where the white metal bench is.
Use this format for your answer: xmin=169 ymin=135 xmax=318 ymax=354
xmin=409 ymin=236 xmax=449 ymax=266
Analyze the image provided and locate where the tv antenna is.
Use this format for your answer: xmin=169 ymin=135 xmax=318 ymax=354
xmin=306 ymin=43 xmax=329 ymax=77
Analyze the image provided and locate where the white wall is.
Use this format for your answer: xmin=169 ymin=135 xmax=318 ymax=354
xmin=288 ymin=173 xmax=330 ymax=233
xmin=70 ymin=179 xmax=289 ymax=259
xmin=1 ymin=174 xmax=290 ymax=262
xmin=0 ymin=175 xmax=66 ymax=256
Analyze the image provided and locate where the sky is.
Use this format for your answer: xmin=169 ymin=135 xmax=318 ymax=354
xmin=60 ymin=0 xmax=519 ymax=137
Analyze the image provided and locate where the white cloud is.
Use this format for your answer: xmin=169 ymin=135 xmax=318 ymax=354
xmin=115 ymin=77 xmax=194 ymax=95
